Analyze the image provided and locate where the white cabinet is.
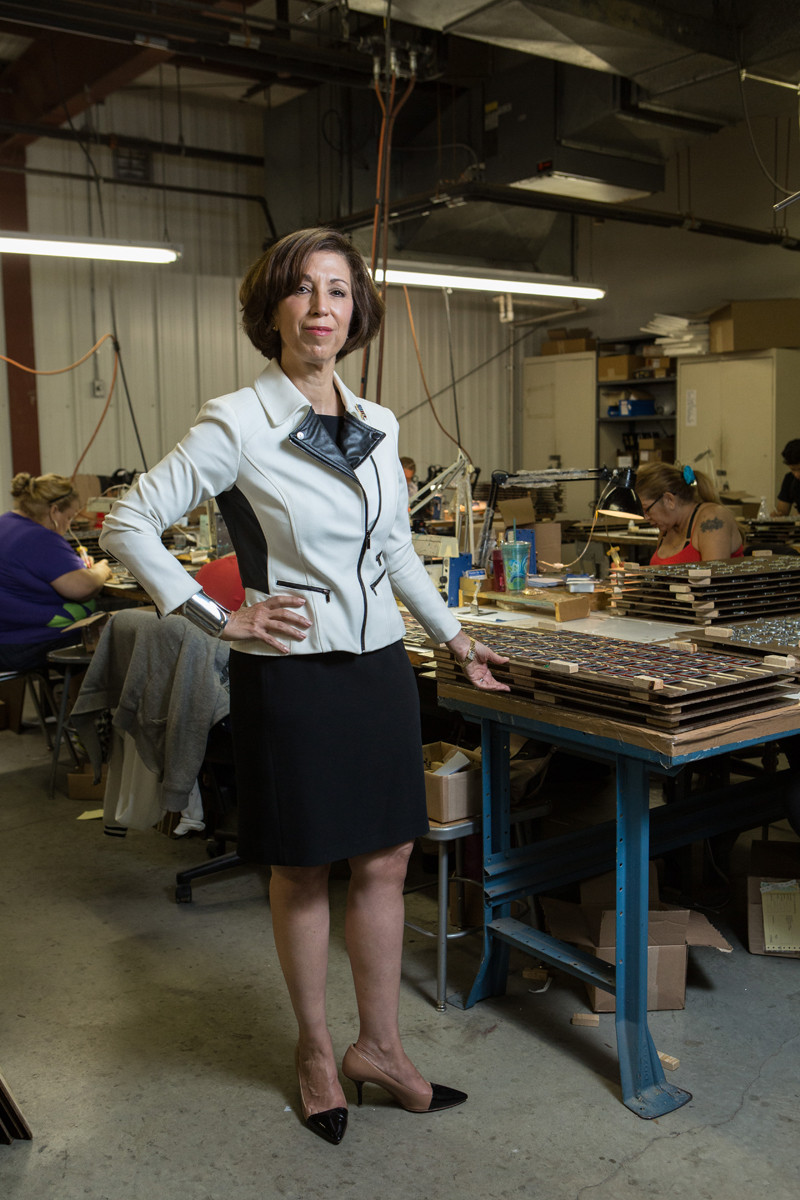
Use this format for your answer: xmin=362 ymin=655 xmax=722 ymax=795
xmin=521 ymin=351 xmax=596 ymax=519
xmin=676 ymin=349 xmax=800 ymax=502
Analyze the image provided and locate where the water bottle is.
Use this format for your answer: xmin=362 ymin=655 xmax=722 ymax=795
xmin=757 ymin=496 xmax=769 ymax=519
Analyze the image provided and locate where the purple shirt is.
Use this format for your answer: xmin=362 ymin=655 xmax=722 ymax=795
xmin=0 ymin=510 xmax=97 ymax=644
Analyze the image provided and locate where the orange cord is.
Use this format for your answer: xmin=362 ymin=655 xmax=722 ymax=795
xmin=71 ymin=350 xmax=119 ymax=478
xmin=2 ymin=332 xmax=119 ymax=477
xmin=1 ymin=331 xmax=115 ymax=375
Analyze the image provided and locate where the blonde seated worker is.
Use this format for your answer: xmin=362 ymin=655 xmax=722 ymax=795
xmin=0 ymin=472 xmax=111 ymax=672
xmin=635 ymin=462 xmax=744 ymax=565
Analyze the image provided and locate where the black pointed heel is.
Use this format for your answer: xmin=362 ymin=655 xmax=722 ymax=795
xmin=295 ymin=1047 xmax=348 ymax=1145
xmin=304 ymin=1107 xmax=348 ymax=1146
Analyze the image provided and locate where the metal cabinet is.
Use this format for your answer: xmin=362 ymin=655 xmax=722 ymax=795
xmin=521 ymin=351 xmax=597 ymax=520
xmin=676 ymin=349 xmax=800 ymax=502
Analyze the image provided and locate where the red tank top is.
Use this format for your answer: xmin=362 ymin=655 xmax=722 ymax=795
xmin=650 ymin=505 xmax=745 ymax=566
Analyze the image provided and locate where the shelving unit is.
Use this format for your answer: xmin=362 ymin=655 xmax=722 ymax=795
xmin=595 ymin=336 xmax=677 ymax=475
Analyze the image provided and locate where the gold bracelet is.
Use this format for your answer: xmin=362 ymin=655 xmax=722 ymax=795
xmin=454 ymin=635 xmax=476 ymax=666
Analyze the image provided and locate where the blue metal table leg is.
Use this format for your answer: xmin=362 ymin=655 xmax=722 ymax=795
xmin=461 ymin=719 xmax=510 ymax=1007
xmin=615 ymin=754 xmax=692 ymax=1117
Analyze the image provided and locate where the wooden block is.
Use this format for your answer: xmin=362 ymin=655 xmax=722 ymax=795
xmin=631 ymin=674 xmax=664 ymax=690
xmin=571 ymin=1012 xmax=600 ymax=1027
xmin=657 ymin=1051 xmax=680 ymax=1071
xmin=522 ymin=966 xmax=549 ymax=984
xmin=549 ymin=660 xmax=579 ymax=674
xmin=764 ymin=654 xmax=795 ymax=668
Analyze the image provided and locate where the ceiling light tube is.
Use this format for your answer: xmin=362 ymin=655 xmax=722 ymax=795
xmin=0 ymin=232 xmax=182 ymax=264
xmin=373 ymin=266 xmax=604 ymax=300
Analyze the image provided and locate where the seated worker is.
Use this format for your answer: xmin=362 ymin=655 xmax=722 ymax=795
xmin=400 ymin=456 xmax=418 ymax=500
xmin=771 ymin=439 xmax=800 ymax=516
xmin=0 ymin=472 xmax=112 ymax=671
xmin=635 ymin=461 xmax=744 ymax=565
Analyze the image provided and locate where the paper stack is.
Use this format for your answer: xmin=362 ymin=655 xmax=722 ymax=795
xmin=641 ymin=313 xmax=709 ymax=355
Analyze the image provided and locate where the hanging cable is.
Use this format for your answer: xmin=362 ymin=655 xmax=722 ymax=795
xmin=359 ymin=68 xmax=392 ymax=398
xmin=46 ymin=49 xmax=150 ymax=470
xmin=441 ymin=286 xmax=463 ymax=451
xmin=374 ymin=69 xmax=416 ymax=405
xmin=738 ymin=68 xmax=795 ymax=195
xmin=402 ymin=285 xmax=470 ymax=458
xmin=398 ymin=305 xmax=583 ymax=423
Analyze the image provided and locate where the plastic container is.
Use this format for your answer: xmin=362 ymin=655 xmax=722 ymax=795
xmin=501 ymin=541 xmax=531 ymax=591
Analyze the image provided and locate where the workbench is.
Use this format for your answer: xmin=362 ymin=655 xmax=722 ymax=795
xmin=438 ymin=680 xmax=800 ymax=1119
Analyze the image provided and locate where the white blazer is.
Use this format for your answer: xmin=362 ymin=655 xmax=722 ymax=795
xmin=100 ymin=359 xmax=462 ymax=657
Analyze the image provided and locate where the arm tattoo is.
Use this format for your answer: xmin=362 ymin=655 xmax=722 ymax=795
xmin=699 ymin=516 xmax=724 ymax=532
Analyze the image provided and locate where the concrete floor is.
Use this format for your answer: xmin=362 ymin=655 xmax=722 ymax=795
xmin=1 ymin=720 xmax=799 ymax=1200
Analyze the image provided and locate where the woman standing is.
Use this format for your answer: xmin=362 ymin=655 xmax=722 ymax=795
xmin=0 ymin=473 xmax=111 ymax=671
xmin=635 ymin=461 xmax=744 ymax=564
xmin=100 ymin=228 xmax=507 ymax=1146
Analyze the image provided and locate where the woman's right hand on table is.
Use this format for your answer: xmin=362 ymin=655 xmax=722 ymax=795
xmin=222 ymin=593 xmax=312 ymax=653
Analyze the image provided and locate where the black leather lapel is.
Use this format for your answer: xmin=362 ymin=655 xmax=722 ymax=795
xmin=289 ymin=408 xmax=385 ymax=477
xmin=340 ymin=413 xmax=386 ymax=471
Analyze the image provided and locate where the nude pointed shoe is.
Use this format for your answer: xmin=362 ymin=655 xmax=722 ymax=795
xmin=342 ymin=1044 xmax=467 ymax=1113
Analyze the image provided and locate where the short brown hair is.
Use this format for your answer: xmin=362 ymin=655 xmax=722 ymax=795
xmin=11 ymin=472 xmax=78 ymax=520
xmin=239 ymin=228 xmax=384 ymax=362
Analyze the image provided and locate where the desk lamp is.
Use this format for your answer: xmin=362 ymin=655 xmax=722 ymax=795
xmin=477 ymin=465 xmax=643 ymax=567
xmin=595 ymin=468 xmax=644 ymax=520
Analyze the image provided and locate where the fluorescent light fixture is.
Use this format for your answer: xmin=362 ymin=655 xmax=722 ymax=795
xmin=0 ymin=232 xmax=182 ymax=264
xmin=515 ymin=170 xmax=652 ymax=204
xmin=373 ymin=266 xmax=604 ymax=301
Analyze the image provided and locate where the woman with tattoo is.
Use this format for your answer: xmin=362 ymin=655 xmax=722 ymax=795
xmin=635 ymin=461 xmax=744 ymax=564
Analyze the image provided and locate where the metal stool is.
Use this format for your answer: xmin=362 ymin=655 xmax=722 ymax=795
xmin=46 ymin=645 xmax=92 ymax=796
xmin=0 ymin=668 xmax=60 ymax=745
xmin=404 ymin=817 xmax=481 ymax=1011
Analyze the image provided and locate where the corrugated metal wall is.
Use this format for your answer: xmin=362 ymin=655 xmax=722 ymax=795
xmin=1 ymin=85 xmax=518 ymax=506
xmin=338 ymin=286 xmax=516 ymax=486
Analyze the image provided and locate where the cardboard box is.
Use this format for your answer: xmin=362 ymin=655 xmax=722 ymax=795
xmin=541 ymin=337 xmax=597 ymax=355
xmin=423 ymin=742 xmax=481 ymax=823
xmin=709 ymin=299 xmax=800 ymax=353
xmin=67 ymin=762 xmax=108 ymax=801
xmin=541 ymin=866 xmax=731 ymax=1011
xmin=746 ymin=839 xmax=800 ymax=959
xmin=597 ymin=354 xmax=646 ymax=381
xmin=637 ymin=435 xmax=675 ymax=452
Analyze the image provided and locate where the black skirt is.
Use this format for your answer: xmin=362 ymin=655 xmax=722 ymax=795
xmin=228 ymin=639 xmax=430 ymax=866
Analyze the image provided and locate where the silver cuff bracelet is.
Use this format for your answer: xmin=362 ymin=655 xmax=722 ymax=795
xmin=181 ymin=591 xmax=231 ymax=637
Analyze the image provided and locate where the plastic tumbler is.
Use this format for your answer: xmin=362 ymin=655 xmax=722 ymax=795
xmin=501 ymin=541 xmax=530 ymax=591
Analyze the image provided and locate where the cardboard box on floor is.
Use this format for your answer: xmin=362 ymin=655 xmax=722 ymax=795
xmin=746 ymin=839 xmax=800 ymax=960
xmin=423 ymin=742 xmax=481 ymax=823
xmin=541 ymin=865 xmax=732 ymax=1012
xmin=67 ymin=762 xmax=108 ymax=801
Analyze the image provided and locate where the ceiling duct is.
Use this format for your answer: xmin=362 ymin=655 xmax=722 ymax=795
xmin=480 ymin=59 xmax=703 ymax=204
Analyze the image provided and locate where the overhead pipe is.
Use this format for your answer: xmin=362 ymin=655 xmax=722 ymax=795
xmin=0 ymin=117 xmax=263 ymax=171
xmin=327 ymin=181 xmax=800 ymax=251
xmin=0 ymin=161 xmax=277 ymax=237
